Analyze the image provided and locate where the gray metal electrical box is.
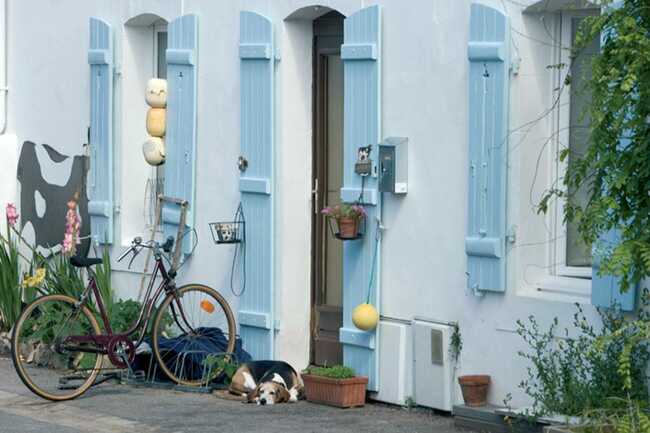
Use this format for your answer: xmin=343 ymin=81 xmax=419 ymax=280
xmin=378 ymin=137 xmax=408 ymax=194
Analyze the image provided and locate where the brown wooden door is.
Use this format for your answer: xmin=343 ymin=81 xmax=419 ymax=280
xmin=311 ymin=12 xmax=344 ymax=366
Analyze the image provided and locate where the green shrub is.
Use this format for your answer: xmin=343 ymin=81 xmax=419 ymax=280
xmin=109 ymin=299 xmax=141 ymax=334
xmin=42 ymin=253 xmax=85 ymax=298
xmin=303 ymin=365 xmax=356 ymax=379
xmin=0 ymin=234 xmax=21 ymax=332
xmin=516 ymin=299 xmax=650 ymax=417
xmin=203 ymin=354 xmax=239 ymax=384
xmin=94 ymin=248 xmax=114 ymax=314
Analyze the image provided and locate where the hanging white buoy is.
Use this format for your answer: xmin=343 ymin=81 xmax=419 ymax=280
xmin=142 ymin=136 xmax=166 ymax=166
xmin=145 ymin=78 xmax=168 ymax=108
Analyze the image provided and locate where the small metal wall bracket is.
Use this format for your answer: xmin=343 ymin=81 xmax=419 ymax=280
xmin=506 ymin=225 xmax=517 ymax=244
xmin=237 ymin=156 xmax=248 ymax=172
xmin=354 ymin=145 xmax=373 ymax=176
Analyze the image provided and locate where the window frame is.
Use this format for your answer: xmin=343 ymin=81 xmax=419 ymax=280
xmin=153 ymin=22 xmax=167 ymax=78
xmin=149 ymin=22 xmax=167 ymax=228
xmin=551 ymin=9 xmax=599 ymax=281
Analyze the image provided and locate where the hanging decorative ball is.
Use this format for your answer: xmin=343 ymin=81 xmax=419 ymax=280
xmin=146 ymin=108 xmax=166 ymax=137
xmin=142 ymin=136 xmax=166 ymax=166
xmin=352 ymin=303 xmax=379 ymax=331
xmin=145 ymin=78 xmax=168 ymax=108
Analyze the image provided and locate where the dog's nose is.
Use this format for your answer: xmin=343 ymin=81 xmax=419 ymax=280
xmin=260 ymin=399 xmax=266 ymax=406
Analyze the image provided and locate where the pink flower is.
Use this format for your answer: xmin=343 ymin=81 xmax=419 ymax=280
xmin=351 ymin=205 xmax=367 ymax=218
xmin=62 ymin=197 xmax=81 ymax=256
xmin=5 ymin=203 xmax=18 ymax=226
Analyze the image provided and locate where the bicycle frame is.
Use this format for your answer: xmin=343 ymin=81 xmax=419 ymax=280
xmin=64 ymin=254 xmax=195 ymax=356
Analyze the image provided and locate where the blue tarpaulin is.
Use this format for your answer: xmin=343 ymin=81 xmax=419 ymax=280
xmin=134 ymin=327 xmax=251 ymax=383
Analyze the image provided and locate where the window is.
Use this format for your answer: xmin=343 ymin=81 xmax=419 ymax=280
xmin=119 ymin=17 xmax=168 ymax=245
xmin=553 ymin=11 xmax=600 ymax=280
xmin=514 ymin=8 xmax=601 ymax=301
xmin=153 ymin=24 xmax=167 ymax=202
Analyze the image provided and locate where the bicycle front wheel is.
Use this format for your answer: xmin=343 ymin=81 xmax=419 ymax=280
xmin=11 ymin=294 xmax=103 ymax=401
xmin=151 ymin=284 xmax=236 ymax=386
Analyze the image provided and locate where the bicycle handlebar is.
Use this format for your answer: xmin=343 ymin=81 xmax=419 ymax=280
xmin=116 ymin=236 xmax=174 ymax=267
xmin=117 ymin=246 xmax=135 ymax=262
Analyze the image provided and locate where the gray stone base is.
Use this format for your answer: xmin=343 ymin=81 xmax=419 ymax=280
xmin=454 ymin=404 xmax=544 ymax=433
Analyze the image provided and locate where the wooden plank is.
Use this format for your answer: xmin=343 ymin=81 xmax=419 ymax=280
xmin=239 ymin=11 xmax=275 ymax=361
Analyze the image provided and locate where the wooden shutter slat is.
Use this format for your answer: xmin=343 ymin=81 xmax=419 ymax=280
xmin=340 ymin=5 xmax=381 ymax=392
xmin=239 ymin=10 xmax=275 ymax=361
xmin=88 ymin=17 xmax=114 ymax=245
xmin=163 ymin=14 xmax=198 ymax=255
xmin=465 ymin=4 xmax=509 ymax=293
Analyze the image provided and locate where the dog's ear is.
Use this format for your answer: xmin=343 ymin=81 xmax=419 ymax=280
xmin=276 ymin=385 xmax=291 ymax=403
xmin=246 ymin=386 xmax=260 ymax=404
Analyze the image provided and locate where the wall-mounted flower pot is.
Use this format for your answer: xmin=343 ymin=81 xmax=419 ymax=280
xmin=458 ymin=375 xmax=490 ymax=407
xmin=322 ymin=203 xmax=366 ymax=241
xmin=337 ymin=217 xmax=359 ymax=239
xmin=302 ymin=374 xmax=368 ymax=408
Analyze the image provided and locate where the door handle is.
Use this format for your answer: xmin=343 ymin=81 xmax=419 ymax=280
xmin=312 ymin=178 xmax=319 ymax=215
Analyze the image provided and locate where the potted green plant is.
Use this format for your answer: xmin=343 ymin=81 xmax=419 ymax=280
xmin=321 ymin=203 xmax=366 ymax=240
xmin=302 ymin=365 xmax=368 ymax=408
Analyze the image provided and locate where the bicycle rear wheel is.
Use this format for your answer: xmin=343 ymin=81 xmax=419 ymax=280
xmin=151 ymin=284 xmax=236 ymax=386
xmin=11 ymin=294 xmax=103 ymax=401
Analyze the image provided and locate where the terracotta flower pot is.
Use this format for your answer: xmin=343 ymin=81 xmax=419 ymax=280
xmin=458 ymin=375 xmax=490 ymax=407
xmin=337 ymin=217 xmax=359 ymax=239
xmin=302 ymin=374 xmax=368 ymax=408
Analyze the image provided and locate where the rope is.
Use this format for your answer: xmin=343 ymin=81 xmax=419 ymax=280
xmin=365 ymin=222 xmax=381 ymax=304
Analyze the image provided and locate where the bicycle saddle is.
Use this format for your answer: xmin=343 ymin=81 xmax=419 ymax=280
xmin=69 ymin=256 xmax=103 ymax=268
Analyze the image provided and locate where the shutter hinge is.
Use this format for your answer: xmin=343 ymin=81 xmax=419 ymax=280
xmin=510 ymin=57 xmax=521 ymax=75
xmin=274 ymin=46 xmax=281 ymax=62
xmin=466 ymin=272 xmax=485 ymax=297
xmin=113 ymin=65 xmax=122 ymax=77
xmin=506 ymin=225 xmax=517 ymax=244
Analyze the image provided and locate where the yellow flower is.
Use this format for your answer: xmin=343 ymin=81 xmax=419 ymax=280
xmin=22 ymin=268 xmax=46 ymax=288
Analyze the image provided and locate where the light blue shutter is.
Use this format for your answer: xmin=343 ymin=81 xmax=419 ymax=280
xmin=239 ymin=11 xmax=275 ymax=360
xmin=591 ymin=0 xmax=636 ymax=311
xmin=592 ymin=230 xmax=635 ymax=311
xmin=88 ymin=18 xmax=114 ymax=245
xmin=163 ymin=14 xmax=198 ymax=254
xmin=466 ymin=4 xmax=510 ymax=293
xmin=339 ymin=5 xmax=381 ymax=391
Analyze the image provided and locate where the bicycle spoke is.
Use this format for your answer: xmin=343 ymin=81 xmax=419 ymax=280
xmin=12 ymin=295 xmax=102 ymax=401
xmin=151 ymin=285 xmax=236 ymax=386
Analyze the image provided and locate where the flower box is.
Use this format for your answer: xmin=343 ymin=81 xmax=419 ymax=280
xmin=302 ymin=374 xmax=368 ymax=408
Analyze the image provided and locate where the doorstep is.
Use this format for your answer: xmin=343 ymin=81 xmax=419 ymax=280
xmin=453 ymin=404 xmax=544 ymax=433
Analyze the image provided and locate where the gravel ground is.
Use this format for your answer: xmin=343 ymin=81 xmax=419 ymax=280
xmin=0 ymin=357 xmax=475 ymax=433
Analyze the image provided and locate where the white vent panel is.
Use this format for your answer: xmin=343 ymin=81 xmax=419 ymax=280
xmin=412 ymin=320 xmax=454 ymax=411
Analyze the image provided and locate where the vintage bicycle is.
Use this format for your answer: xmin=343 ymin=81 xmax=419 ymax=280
xmin=10 ymin=235 xmax=236 ymax=401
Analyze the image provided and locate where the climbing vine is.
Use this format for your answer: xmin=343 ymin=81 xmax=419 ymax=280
xmin=538 ymin=0 xmax=650 ymax=292
xmin=533 ymin=2 xmax=650 ymax=431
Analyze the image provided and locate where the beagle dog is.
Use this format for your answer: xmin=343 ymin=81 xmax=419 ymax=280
xmin=229 ymin=361 xmax=304 ymax=405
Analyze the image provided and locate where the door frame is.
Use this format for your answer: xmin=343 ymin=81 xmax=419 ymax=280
xmin=310 ymin=20 xmax=344 ymax=365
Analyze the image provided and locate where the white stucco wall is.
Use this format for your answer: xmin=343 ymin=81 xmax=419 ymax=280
xmin=3 ymin=0 xmax=606 ymax=409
